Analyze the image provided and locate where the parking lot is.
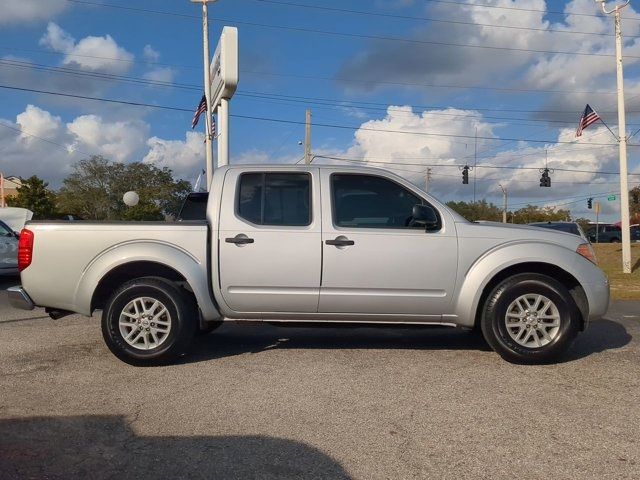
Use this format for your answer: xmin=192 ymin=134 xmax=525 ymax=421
xmin=0 ymin=276 xmax=638 ymax=480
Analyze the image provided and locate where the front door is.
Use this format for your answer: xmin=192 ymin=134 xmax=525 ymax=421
xmin=319 ymin=171 xmax=458 ymax=317
xmin=218 ymin=168 xmax=321 ymax=314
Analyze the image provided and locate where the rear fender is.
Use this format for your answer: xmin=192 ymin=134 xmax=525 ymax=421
xmin=74 ymin=241 xmax=220 ymax=320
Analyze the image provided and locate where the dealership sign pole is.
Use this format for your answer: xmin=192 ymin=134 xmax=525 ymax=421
xmin=210 ymin=27 xmax=238 ymax=170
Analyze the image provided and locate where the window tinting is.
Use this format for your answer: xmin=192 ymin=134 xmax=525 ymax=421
xmin=332 ymin=174 xmax=424 ymax=229
xmin=238 ymin=172 xmax=311 ymax=226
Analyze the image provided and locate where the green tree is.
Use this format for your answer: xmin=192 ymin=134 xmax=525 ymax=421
xmin=446 ymin=199 xmax=503 ymax=222
xmin=574 ymin=217 xmax=592 ymax=233
xmin=6 ymin=175 xmax=57 ymax=219
xmin=510 ymin=205 xmax=571 ymax=224
xmin=57 ymin=156 xmax=192 ymax=221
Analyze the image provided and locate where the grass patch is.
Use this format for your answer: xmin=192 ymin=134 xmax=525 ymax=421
xmin=593 ymin=243 xmax=640 ymax=300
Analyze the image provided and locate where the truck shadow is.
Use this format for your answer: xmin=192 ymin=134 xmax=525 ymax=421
xmin=0 ymin=415 xmax=351 ymax=480
xmin=185 ymin=318 xmax=631 ymax=364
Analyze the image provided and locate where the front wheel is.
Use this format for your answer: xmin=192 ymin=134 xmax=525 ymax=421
xmin=101 ymin=277 xmax=197 ymax=366
xmin=481 ymin=273 xmax=580 ymax=364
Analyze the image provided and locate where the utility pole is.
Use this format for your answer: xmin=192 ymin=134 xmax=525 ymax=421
xmin=191 ymin=0 xmax=216 ymax=189
xmin=473 ymin=127 xmax=477 ymax=203
xmin=0 ymin=172 xmax=5 ymax=208
xmin=499 ymin=184 xmax=508 ymax=223
xmin=597 ymin=0 xmax=632 ymax=273
xmin=304 ymin=109 xmax=312 ymax=164
xmin=595 ymin=201 xmax=601 ymax=244
xmin=425 ymin=167 xmax=432 ymax=193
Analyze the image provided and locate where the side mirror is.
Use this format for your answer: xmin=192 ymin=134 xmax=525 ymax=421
xmin=412 ymin=204 xmax=439 ymax=229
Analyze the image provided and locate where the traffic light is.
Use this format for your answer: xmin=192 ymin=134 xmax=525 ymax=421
xmin=462 ymin=165 xmax=469 ymax=184
xmin=539 ymin=168 xmax=551 ymax=187
xmin=587 ymin=198 xmax=593 ymax=209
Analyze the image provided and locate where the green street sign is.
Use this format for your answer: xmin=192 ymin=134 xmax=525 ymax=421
xmin=607 ymin=195 xmax=616 ymax=201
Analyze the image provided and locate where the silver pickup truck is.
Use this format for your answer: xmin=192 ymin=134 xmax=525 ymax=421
xmin=8 ymin=165 xmax=609 ymax=365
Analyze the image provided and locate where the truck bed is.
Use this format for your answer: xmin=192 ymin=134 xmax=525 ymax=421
xmin=21 ymin=221 xmax=210 ymax=316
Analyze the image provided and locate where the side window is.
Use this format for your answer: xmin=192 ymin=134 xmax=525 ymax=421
xmin=331 ymin=174 xmax=425 ymax=229
xmin=237 ymin=172 xmax=311 ymax=226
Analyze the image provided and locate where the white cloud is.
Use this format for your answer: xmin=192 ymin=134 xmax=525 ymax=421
xmin=39 ymin=22 xmax=75 ymax=52
xmin=143 ymin=67 xmax=175 ymax=84
xmin=16 ymin=105 xmax=64 ymax=144
xmin=142 ymin=132 xmax=206 ymax=179
xmin=66 ymin=115 xmax=149 ymax=162
xmin=39 ymin=22 xmax=134 ymax=74
xmin=0 ymin=0 xmax=67 ymax=25
xmin=143 ymin=45 xmax=160 ymax=62
xmin=1 ymin=105 xmax=151 ymax=184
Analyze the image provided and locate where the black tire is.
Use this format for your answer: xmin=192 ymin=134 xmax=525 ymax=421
xmin=480 ymin=273 xmax=580 ymax=364
xmin=101 ymin=277 xmax=197 ymax=366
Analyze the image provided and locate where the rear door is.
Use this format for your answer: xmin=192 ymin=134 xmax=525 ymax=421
xmin=218 ymin=168 xmax=321 ymax=314
xmin=318 ymin=171 xmax=458 ymax=317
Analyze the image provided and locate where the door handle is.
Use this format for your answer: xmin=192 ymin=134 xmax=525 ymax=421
xmin=325 ymin=237 xmax=355 ymax=246
xmin=226 ymin=234 xmax=254 ymax=245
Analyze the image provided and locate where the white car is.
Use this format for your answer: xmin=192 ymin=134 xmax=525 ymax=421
xmin=0 ymin=219 xmax=18 ymax=275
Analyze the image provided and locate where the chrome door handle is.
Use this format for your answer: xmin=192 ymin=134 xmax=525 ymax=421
xmin=225 ymin=234 xmax=254 ymax=245
xmin=325 ymin=237 xmax=354 ymax=246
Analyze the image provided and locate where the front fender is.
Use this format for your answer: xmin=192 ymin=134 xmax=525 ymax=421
xmin=452 ymin=241 xmax=607 ymax=327
xmin=74 ymin=240 xmax=220 ymax=320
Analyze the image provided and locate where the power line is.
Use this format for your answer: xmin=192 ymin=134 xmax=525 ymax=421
xmin=314 ymin=155 xmax=640 ymax=176
xmin=423 ymin=0 xmax=639 ymax=20
xmin=0 ymin=122 xmax=93 ymax=157
xmin=0 ymin=59 xmax=200 ymax=91
xmin=0 ymin=83 xmax=623 ymax=147
xmin=1 ymin=53 xmax=626 ymax=98
xmin=59 ymin=0 xmax=637 ymax=59
xmin=0 ymin=84 xmax=192 ymax=112
xmin=250 ymin=0 xmax=623 ymax=37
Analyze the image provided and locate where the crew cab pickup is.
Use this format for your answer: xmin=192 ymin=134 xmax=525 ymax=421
xmin=8 ymin=165 xmax=609 ymax=365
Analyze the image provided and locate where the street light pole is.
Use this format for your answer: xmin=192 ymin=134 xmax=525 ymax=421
xmin=191 ymin=0 xmax=216 ymax=190
xmin=499 ymin=184 xmax=507 ymax=224
xmin=597 ymin=0 xmax=632 ymax=273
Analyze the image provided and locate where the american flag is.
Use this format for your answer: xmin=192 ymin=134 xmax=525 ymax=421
xmin=210 ymin=114 xmax=216 ymax=138
xmin=576 ymin=104 xmax=601 ymax=137
xmin=191 ymin=94 xmax=207 ymax=129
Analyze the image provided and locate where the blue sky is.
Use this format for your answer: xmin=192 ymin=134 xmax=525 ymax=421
xmin=1 ymin=0 xmax=640 ymax=221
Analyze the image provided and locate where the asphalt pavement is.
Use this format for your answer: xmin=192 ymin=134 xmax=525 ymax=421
xmin=0 ymin=275 xmax=638 ymax=479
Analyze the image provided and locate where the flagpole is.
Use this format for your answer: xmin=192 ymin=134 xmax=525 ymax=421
xmin=192 ymin=0 xmax=216 ymax=190
xmin=597 ymin=0 xmax=632 ymax=273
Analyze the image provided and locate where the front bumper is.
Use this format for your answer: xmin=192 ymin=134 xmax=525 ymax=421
xmin=584 ymin=277 xmax=610 ymax=323
xmin=7 ymin=286 xmax=35 ymax=311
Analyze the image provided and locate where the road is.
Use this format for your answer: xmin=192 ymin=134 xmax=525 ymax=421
xmin=0 ymin=275 xmax=638 ymax=479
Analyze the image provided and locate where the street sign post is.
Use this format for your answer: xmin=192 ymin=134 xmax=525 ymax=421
xmin=210 ymin=26 xmax=238 ymax=170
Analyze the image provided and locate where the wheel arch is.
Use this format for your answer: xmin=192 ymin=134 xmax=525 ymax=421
xmin=73 ymin=241 xmax=221 ymax=321
xmin=471 ymin=262 xmax=588 ymax=331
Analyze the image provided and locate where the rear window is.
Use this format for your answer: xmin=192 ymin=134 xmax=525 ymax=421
xmin=237 ymin=172 xmax=311 ymax=226
xmin=178 ymin=192 xmax=209 ymax=221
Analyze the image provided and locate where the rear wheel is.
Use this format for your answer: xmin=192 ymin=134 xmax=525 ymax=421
xmin=481 ymin=273 xmax=580 ymax=364
xmin=101 ymin=277 xmax=197 ymax=366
